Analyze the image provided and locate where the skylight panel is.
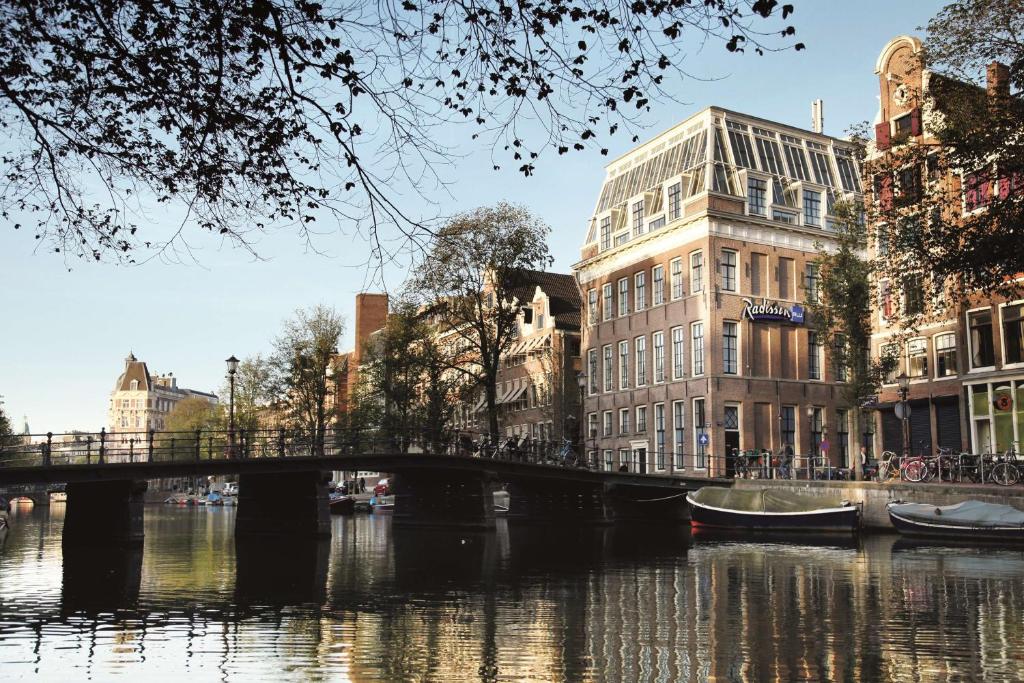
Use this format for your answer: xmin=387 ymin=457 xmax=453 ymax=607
xmin=808 ymin=149 xmax=835 ymax=187
xmin=728 ymin=129 xmax=756 ymax=169
xmin=834 ymin=150 xmax=860 ymax=193
xmin=783 ymin=143 xmax=809 ymax=181
xmin=756 ymin=137 xmax=785 ymax=176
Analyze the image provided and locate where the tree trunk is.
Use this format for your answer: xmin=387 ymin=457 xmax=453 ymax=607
xmin=486 ymin=379 xmax=499 ymax=438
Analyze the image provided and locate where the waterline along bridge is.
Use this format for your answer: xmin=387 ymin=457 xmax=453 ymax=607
xmin=0 ymin=428 xmax=730 ymax=544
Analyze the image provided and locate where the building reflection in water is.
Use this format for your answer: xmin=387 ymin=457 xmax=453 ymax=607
xmin=2 ymin=506 xmax=1024 ymax=680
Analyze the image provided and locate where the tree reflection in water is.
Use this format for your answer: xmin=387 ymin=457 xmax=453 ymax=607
xmin=0 ymin=506 xmax=1021 ymax=680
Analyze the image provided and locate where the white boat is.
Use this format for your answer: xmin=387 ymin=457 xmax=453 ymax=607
xmin=888 ymin=500 xmax=1024 ymax=543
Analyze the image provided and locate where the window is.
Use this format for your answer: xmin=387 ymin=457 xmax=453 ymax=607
xmin=636 ymin=405 xmax=648 ymax=433
xmin=619 ymin=408 xmax=630 ymax=435
xmin=804 ymin=263 xmax=819 ymax=303
xmin=635 ymin=272 xmax=646 ymax=311
xmin=602 ymin=283 xmax=613 ymax=321
xmin=618 ymin=340 xmax=629 ymax=389
xmin=693 ymin=399 xmax=707 ymax=468
xmin=808 ymin=147 xmax=835 ymax=186
xmin=908 ymin=338 xmax=928 ymax=378
xmin=935 ymin=333 xmax=957 ymax=377
xmin=587 ymin=349 xmax=598 ymax=394
xmin=617 ymin=278 xmax=629 ymax=316
xmin=690 ymin=251 xmax=704 ymax=292
xmin=720 ymin=250 xmax=737 ymax=292
xmin=728 ymin=126 xmax=756 ymax=168
xmin=781 ymin=405 xmax=795 ymax=449
xmin=803 ymin=189 xmax=821 ymax=226
xmin=587 ymin=289 xmax=598 ymax=325
xmin=879 ymin=280 xmax=893 ymax=321
xmin=648 ymin=215 xmax=666 ymax=231
xmin=748 ymin=177 xmax=767 ymax=215
xmin=836 ymin=410 xmax=850 ymax=467
xmin=808 ymin=331 xmax=822 ymax=380
xmin=603 ymin=345 xmax=613 ymax=391
xmin=670 ymin=258 xmax=684 ymax=299
xmin=969 ymin=310 xmax=995 ymax=368
xmin=603 ymin=449 xmax=614 ymax=472
xmin=603 ymin=411 xmax=613 ymax=437
xmin=632 ymin=200 xmax=645 ymax=236
xmin=755 ymin=136 xmax=784 ymax=175
xmin=894 ymin=114 xmax=913 ymax=139
xmin=672 ymin=327 xmax=685 ymax=379
xmin=1003 ymin=304 xmax=1024 ymax=365
xmin=600 ymin=216 xmax=611 ymax=251
xmin=635 ymin=336 xmax=647 ymax=386
xmin=653 ymin=331 xmax=665 ymax=382
xmin=668 ymin=182 xmax=682 ymax=220
xmin=672 ymin=401 xmax=685 ymax=469
xmin=616 ymin=448 xmax=627 ymax=471
xmin=723 ymin=321 xmax=738 ymax=374
xmin=691 ymin=322 xmax=705 ymax=375
xmin=833 ymin=334 xmax=848 ymax=382
xmin=772 ymin=210 xmax=795 ymax=224
xmin=810 ymin=407 xmax=823 ymax=455
xmin=130 ymin=379 xmax=139 ymax=391
xmin=652 ymin=265 xmax=665 ymax=305
xmin=783 ymin=141 xmax=810 ymax=181
xmin=835 ymin=151 xmax=859 ymax=193
xmin=655 ymin=403 xmax=666 ymax=469
xmin=882 ymin=344 xmax=899 ymax=384
xmin=587 ymin=413 xmax=598 ymax=440
xmin=905 ymin=277 xmax=924 ymax=316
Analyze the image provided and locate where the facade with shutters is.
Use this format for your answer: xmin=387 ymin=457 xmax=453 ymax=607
xmin=574 ymin=106 xmax=864 ymax=476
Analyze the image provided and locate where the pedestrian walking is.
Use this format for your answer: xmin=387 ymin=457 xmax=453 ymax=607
xmin=359 ymin=476 xmax=365 ymax=493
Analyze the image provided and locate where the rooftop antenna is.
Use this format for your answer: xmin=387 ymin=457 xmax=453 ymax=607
xmin=811 ymin=99 xmax=824 ymax=134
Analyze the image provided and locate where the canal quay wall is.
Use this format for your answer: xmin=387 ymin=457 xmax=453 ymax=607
xmin=733 ymin=479 xmax=1024 ymax=530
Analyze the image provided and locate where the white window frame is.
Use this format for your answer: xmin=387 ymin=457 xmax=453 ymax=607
xmin=634 ymin=272 xmax=647 ymax=311
xmin=720 ymin=249 xmax=738 ymax=292
xmin=653 ymin=330 xmax=665 ymax=383
xmin=652 ymin=265 xmax=665 ymax=305
xmin=618 ymin=340 xmax=629 ymax=390
xmin=618 ymin=277 xmax=629 ymax=317
xmin=602 ymin=344 xmax=614 ymax=392
xmin=635 ymin=335 xmax=648 ymax=386
xmin=636 ymin=405 xmax=648 ymax=433
xmin=966 ymin=306 xmax=996 ymax=372
xmin=691 ymin=321 xmax=705 ymax=376
xmin=723 ymin=320 xmax=739 ymax=375
xmin=587 ymin=288 xmax=598 ymax=325
xmin=907 ymin=337 xmax=928 ymax=379
xmin=602 ymin=283 xmax=613 ymax=321
xmin=619 ymin=408 xmax=630 ymax=435
xmin=690 ymin=250 xmax=704 ymax=292
xmin=670 ymin=258 xmax=684 ymax=300
xmin=932 ymin=331 xmax=958 ymax=379
xmin=671 ymin=326 xmax=685 ymax=380
xmin=998 ymin=300 xmax=1024 ymax=369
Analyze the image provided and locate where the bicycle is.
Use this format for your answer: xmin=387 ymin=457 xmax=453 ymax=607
xmin=989 ymin=444 xmax=1020 ymax=486
xmin=875 ymin=451 xmax=901 ymax=482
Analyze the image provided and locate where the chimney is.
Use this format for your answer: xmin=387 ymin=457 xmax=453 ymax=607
xmin=352 ymin=293 xmax=389 ymax=365
xmin=987 ymin=61 xmax=1010 ymax=100
xmin=811 ymin=99 xmax=824 ymax=134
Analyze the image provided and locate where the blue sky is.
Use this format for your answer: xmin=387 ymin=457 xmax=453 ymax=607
xmin=0 ymin=1 xmax=947 ymax=432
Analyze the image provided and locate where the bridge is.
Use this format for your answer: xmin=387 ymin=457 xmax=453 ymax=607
xmin=0 ymin=428 xmax=730 ymax=545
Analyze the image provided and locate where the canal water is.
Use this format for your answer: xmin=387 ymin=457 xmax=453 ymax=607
xmin=1 ymin=505 xmax=1023 ymax=681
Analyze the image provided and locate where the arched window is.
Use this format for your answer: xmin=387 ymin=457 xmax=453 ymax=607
xmin=130 ymin=379 xmax=139 ymax=391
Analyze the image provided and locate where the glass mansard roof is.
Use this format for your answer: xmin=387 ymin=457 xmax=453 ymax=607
xmin=584 ymin=109 xmax=863 ymax=250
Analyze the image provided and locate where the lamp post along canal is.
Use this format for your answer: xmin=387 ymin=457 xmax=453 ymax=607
xmin=226 ymin=355 xmax=239 ymax=458
xmin=576 ymin=371 xmax=587 ymax=465
xmin=897 ymin=372 xmax=910 ymax=458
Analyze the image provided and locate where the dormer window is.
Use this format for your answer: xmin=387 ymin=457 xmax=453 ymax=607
xmin=130 ymin=379 xmax=139 ymax=391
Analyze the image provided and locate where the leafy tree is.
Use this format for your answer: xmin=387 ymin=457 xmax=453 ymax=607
xmin=869 ymin=0 xmax=1024 ymax=319
xmin=220 ymin=354 xmax=275 ymax=433
xmin=812 ymin=202 xmax=895 ymax=477
xmin=164 ymin=396 xmax=220 ymax=433
xmin=353 ymin=299 xmax=466 ymax=451
xmin=0 ymin=396 xmax=19 ymax=451
xmin=408 ymin=202 xmax=551 ymax=436
xmin=271 ymin=304 xmax=345 ymax=454
xmin=0 ymin=0 xmax=803 ymax=262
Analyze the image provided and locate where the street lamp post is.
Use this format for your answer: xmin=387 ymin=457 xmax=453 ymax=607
xmin=575 ymin=371 xmax=587 ymax=466
xmin=806 ymin=405 xmax=815 ymax=480
xmin=226 ymin=355 xmax=239 ymax=458
xmin=897 ymin=372 xmax=910 ymax=458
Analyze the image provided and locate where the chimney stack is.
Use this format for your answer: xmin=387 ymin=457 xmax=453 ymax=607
xmin=811 ymin=99 xmax=824 ymax=134
xmin=987 ymin=61 xmax=1010 ymax=100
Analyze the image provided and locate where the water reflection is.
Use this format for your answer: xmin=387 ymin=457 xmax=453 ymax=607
xmin=0 ymin=506 xmax=1023 ymax=680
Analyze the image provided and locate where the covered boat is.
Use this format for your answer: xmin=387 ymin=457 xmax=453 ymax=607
xmin=887 ymin=500 xmax=1024 ymax=542
xmin=687 ymin=487 xmax=860 ymax=532
xmin=329 ymin=493 xmax=355 ymax=515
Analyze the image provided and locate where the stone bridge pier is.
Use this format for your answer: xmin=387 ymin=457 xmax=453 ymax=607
xmin=235 ymin=470 xmax=332 ymax=538
xmin=504 ymin=480 xmax=612 ymax=524
xmin=63 ymin=479 xmax=148 ymax=546
xmin=392 ymin=469 xmax=497 ymax=530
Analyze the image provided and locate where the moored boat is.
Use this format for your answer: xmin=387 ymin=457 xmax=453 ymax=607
xmin=687 ymin=487 xmax=860 ymax=532
xmin=887 ymin=500 xmax=1024 ymax=543
xmin=370 ymin=495 xmax=395 ymax=513
xmin=329 ymin=493 xmax=355 ymax=515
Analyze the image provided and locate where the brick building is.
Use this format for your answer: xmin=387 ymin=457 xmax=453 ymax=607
xmin=329 ymin=293 xmax=389 ymax=418
xmin=453 ymin=270 xmax=583 ymax=442
xmin=868 ymin=36 xmax=1022 ymax=456
xmin=575 ymin=106 xmax=865 ymax=475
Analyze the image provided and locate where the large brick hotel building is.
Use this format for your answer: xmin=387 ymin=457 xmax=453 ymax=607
xmin=574 ymin=106 xmax=865 ymax=476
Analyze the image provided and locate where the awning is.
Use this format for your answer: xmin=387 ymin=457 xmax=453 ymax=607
xmin=507 ymin=340 xmax=527 ymax=356
xmin=503 ymin=380 xmax=529 ymax=405
xmin=471 ymin=394 xmax=487 ymax=413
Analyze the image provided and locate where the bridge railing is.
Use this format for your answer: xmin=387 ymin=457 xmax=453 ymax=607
xmin=0 ymin=429 xmax=738 ymax=478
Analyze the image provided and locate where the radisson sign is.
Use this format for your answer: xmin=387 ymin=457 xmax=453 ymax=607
xmin=741 ymin=298 xmax=805 ymax=324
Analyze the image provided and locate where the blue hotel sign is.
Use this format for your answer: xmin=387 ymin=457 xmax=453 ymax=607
xmin=742 ymin=298 xmax=805 ymax=324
